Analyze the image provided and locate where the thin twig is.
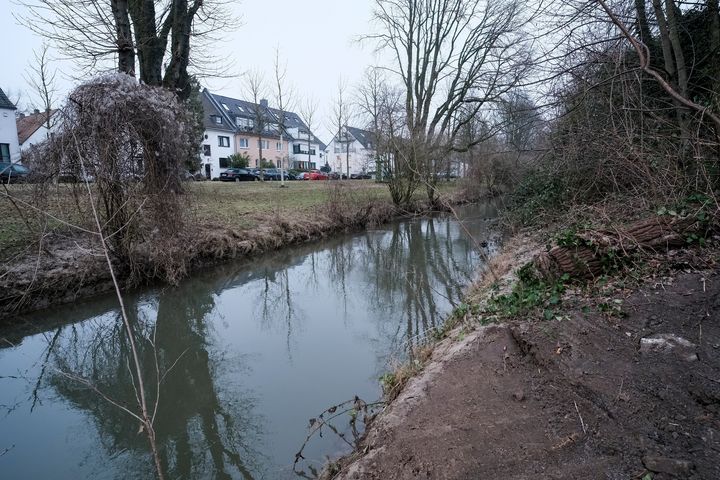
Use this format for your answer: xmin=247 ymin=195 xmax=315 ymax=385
xmin=574 ymin=400 xmax=587 ymax=434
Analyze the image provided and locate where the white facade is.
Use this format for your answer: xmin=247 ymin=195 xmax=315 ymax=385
xmin=0 ymin=109 xmax=21 ymax=164
xmin=326 ymin=138 xmax=375 ymax=175
xmin=200 ymin=129 xmax=235 ymax=179
xmin=20 ymin=125 xmax=50 ymax=151
xmin=286 ymin=127 xmax=321 ymax=170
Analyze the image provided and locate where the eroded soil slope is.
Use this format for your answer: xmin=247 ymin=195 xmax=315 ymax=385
xmin=335 ymin=271 xmax=720 ymax=479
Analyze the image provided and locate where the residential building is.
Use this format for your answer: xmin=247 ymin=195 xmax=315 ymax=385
xmin=326 ymin=126 xmax=377 ymax=175
xmin=199 ymin=89 xmax=325 ymax=178
xmin=0 ymin=88 xmax=20 ymax=164
xmin=199 ymin=90 xmax=238 ymax=179
xmin=17 ymin=109 xmax=60 ymax=152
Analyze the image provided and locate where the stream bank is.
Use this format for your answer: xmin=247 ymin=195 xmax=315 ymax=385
xmin=0 ymin=202 xmax=499 ymax=479
xmin=327 ymin=227 xmax=720 ymax=479
xmin=0 ymin=187 xmax=479 ymax=323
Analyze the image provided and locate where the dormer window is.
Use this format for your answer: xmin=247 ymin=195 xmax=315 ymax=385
xmin=211 ymin=115 xmax=222 ymax=124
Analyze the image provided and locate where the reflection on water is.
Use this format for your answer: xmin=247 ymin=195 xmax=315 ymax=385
xmin=0 ymin=203 xmax=498 ymax=479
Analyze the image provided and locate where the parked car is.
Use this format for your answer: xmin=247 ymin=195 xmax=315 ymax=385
xmin=350 ymin=173 xmax=371 ymax=180
xmin=296 ymin=172 xmax=308 ymax=180
xmin=307 ymin=170 xmax=329 ymax=180
xmin=0 ymin=162 xmax=30 ymax=183
xmin=219 ymin=168 xmax=258 ymax=182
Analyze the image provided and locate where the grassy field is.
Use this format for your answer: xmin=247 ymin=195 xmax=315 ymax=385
xmin=1 ymin=180 xmax=460 ymax=260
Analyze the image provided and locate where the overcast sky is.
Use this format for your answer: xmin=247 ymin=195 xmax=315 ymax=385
xmin=0 ymin=0 xmax=385 ymax=142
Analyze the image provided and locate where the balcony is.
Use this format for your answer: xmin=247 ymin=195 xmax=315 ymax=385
xmin=293 ymin=145 xmax=316 ymax=156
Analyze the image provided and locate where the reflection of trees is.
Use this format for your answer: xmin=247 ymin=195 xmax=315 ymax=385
xmin=46 ymin=282 xmax=264 ymax=479
xmin=3 ymin=203 xmax=496 ymax=478
xmin=360 ymin=213 xmax=486 ymax=358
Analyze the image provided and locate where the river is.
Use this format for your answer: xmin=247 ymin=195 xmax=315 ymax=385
xmin=0 ymin=202 xmax=498 ymax=479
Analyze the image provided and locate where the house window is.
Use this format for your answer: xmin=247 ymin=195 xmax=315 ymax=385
xmin=203 ymin=144 xmax=211 ymax=156
xmin=236 ymin=117 xmax=254 ymax=129
xmin=218 ymin=136 xmax=230 ymax=147
xmin=211 ymin=115 xmax=222 ymax=124
xmin=219 ymin=157 xmax=230 ymax=168
xmin=238 ymin=138 xmax=249 ymax=148
xmin=258 ymin=140 xmax=269 ymax=149
xmin=0 ymin=144 xmax=10 ymax=162
xmin=276 ymin=142 xmax=283 ymax=151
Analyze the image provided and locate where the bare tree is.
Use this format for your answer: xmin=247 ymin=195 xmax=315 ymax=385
xmin=329 ymin=79 xmax=354 ymax=178
xmin=369 ymin=0 xmax=533 ymax=203
xmin=299 ymin=96 xmax=319 ymax=170
xmin=245 ymin=70 xmax=270 ymax=179
xmin=18 ymin=0 xmax=236 ymax=100
xmin=273 ymin=48 xmax=295 ymax=186
xmin=356 ymin=67 xmax=384 ymax=174
xmin=25 ymin=43 xmax=59 ymax=134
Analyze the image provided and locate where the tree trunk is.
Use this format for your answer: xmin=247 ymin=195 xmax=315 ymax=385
xmin=634 ymin=0 xmax=653 ymax=44
xmin=110 ymin=0 xmax=135 ymax=76
xmin=163 ymin=0 xmax=194 ymax=100
xmin=652 ymin=0 xmax=676 ymax=82
xmin=128 ymin=0 xmax=167 ymax=86
xmin=663 ymin=0 xmax=688 ymax=97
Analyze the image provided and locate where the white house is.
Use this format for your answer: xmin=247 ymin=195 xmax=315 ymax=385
xmin=17 ymin=109 xmax=60 ymax=152
xmin=199 ymin=90 xmax=237 ymax=179
xmin=0 ymin=88 xmax=21 ymax=164
xmin=325 ymin=126 xmax=377 ymax=175
xmin=284 ymin=118 xmax=325 ymax=170
xmin=199 ymin=88 xmax=326 ymax=178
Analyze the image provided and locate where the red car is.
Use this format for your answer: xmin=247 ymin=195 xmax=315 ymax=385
xmin=307 ymin=170 xmax=329 ymax=180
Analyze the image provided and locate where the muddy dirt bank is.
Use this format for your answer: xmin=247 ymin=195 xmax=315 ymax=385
xmin=0 ymin=193 xmax=475 ymax=323
xmin=330 ymin=257 xmax=720 ymax=478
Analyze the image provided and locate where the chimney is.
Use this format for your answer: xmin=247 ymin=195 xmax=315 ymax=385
xmin=260 ymin=99 xmax=268 ymax=108
xmin=18 ymin=113 xmax=25 ymax=119
xmin=33 ymin=108 xmax=40 ymax=115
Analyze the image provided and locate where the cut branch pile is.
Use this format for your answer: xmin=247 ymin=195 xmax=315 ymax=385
xmin=533 ymin=215 xmax=703 ymax=279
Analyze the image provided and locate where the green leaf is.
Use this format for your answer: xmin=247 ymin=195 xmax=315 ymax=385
xmin=543 ymin=309 xmax=554 ymax=320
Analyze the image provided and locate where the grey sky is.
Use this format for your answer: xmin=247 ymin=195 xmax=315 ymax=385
xmin=0 ymin=0 xmax=384 ymax=142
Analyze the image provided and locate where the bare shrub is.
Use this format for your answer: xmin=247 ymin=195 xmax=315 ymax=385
xmin=30 ymin=73 xmax=195 ymax=282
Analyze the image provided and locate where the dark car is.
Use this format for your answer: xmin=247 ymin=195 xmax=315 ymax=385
xmin=0 ymin=162 xmax=30 ymax=183
xmin=219 ymin=168 xmax=258 ymax=182
xmin=350 ymin=173 xmax=371 ymax=180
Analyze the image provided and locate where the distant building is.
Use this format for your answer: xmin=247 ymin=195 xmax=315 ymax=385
xmin=0 ymin=88 xmax=20 ymax=164
xmin=325 ymin=126 xmax=377 ymax=176
xmin=17 ymin=109 xmax=60 ymax=152
xmin=199 ymin=89 xmax=325 ymax=179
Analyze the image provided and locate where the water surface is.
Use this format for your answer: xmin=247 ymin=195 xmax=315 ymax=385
xmin=0 ymin=203 xmax=498 ymax=479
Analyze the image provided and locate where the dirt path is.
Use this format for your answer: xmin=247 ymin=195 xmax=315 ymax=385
xmin=333 ymin=270 xmax=720 ymax=479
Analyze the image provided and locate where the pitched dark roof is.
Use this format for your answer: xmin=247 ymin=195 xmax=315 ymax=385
xmin=206 ymin=90 xmax=323 ymax=144
xmin=346 ymin=126 xmax=376 ymax=149
xmin=0 ymin=88 xmax=17 ymax=110
xmin=201 ymin=90 xmax=235 ymax=132
xmin=17 ymin=110 xmax=56 ymax=144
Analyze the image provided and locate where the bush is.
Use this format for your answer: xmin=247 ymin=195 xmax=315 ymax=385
xmin=32 ymin=72 xmax=195 ymax=282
